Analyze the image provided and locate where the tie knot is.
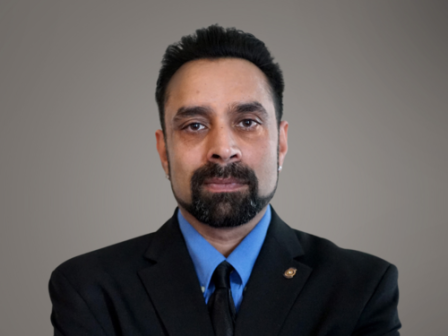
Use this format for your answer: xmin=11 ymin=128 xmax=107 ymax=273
xmin=212 ymin=261 xmax=233 ymax=289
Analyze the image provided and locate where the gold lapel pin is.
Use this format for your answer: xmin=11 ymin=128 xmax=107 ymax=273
xmin=283 ymin=267 xmax=297 ymax=279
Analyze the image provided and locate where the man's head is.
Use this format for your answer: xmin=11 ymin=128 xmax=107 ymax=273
xmin=155 ymin=25 xmax=288 ymax=228
xmin=156 ymin=25 xmax=284 ymax=133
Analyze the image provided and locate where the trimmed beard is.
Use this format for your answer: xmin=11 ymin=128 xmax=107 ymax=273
xmin=175 ymin=162 xmax=277 ymax=228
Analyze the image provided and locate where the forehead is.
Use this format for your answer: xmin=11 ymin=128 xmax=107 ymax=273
xmin=164 ymin=58 xmax=274 ymax=116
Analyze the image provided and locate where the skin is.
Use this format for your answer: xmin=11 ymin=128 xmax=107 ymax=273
xmin=156 ymin=58 xmax=288 ymax=257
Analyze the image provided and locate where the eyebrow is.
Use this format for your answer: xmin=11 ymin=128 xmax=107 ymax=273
xmin=230 ymin=101 xmax=268 ymax=117
xmin=173 ymin=105 xmax=212 ymax=121
xmin=173 ymin=101 xmax=268 ymax=122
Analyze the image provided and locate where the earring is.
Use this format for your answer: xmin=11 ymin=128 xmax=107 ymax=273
xmin=165 ymin=173 xmax=170 ymax=180
xmin=278 ymin=166 xmax=283 ymax=172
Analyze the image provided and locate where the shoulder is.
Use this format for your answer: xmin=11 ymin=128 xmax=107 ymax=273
xmin=292 ymin=228 xmax=397 ymax=287
xmin=275 ymin=224 xmax=401 ymax=334
xmin=52 ymin=232 xmax=156 ymax=286
xmin=51 ymin=211 xmax=180 ymax=289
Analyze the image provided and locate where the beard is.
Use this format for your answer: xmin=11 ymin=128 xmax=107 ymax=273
xmin=174 ymin=162 xmax=277 ymax=228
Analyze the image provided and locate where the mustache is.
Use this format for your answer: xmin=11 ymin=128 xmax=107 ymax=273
xmin=191 ymin=162 xmax=257 ymax=187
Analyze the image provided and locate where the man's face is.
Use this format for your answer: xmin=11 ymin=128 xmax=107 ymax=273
xmin=156 ymin=58 xmax=288 ymax=227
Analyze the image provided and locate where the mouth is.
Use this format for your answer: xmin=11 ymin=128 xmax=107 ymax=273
xmin=203 ymin=177 xmax=248 ymax=192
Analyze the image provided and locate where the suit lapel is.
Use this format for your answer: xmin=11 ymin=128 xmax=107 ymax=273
xmin=235 ymin=208 xmax=313 ymax=336
xmin=138 ymin=211 xmax=215 ymax=336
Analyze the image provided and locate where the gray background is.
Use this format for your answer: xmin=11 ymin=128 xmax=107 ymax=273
xmin=1 ymin=1 xmax=447 ymax=335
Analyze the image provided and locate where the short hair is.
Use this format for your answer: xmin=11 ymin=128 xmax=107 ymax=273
xmin=155 ymin=24 xmax=284 ymax=132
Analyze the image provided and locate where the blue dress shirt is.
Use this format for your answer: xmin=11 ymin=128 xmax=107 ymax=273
xmin=178 ymin=205 xmax=271 ymax=312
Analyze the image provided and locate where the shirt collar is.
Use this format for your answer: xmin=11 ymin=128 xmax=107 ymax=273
xmin=178 ymin=205 xmax=271 ymax=292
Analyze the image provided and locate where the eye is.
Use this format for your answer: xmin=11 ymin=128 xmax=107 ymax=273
xmin=185 ymin=122 xmax=206 ymax=132
xmin=238 ymin=119 xmax=259 ymax=129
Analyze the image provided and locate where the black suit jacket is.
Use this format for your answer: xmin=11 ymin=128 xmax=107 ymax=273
xmin=49 ymin=208 xmax=401 ymax=335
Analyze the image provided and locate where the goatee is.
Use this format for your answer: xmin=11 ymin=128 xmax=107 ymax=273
xmin=175 ymin=162 xmax=276 ymax=228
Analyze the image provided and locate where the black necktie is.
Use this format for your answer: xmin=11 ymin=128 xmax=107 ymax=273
xmin=208 ymin=261 xmax=236 ymax=336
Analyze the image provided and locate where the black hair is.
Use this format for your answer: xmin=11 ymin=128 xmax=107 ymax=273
xmin=155 ymin=24 xmax=284 ymax=132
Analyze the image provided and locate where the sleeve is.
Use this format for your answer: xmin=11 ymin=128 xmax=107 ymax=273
xmin=49 ymin=269 xmax=108 ymax=336
xmin=352 ymin=264 xmax=402 ymax=336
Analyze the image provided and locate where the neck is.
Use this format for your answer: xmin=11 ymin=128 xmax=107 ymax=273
xmin=178 ymin=205 xmax=268 ymax=258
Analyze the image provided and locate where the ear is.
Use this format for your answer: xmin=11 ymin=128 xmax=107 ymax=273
xmin=155 ymin=129 xmax=169 ymax=176
xmin=278 ymin=120 xmax=288 ymax=168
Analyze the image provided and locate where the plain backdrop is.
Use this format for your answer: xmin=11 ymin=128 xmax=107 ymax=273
xmin=1 ymin=1 xmax=447 ymax=335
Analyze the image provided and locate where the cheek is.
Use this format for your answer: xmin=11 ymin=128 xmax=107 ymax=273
xmin=245 ymin=141 xmax=278 ymax=190
xmin=168 ymin=148 xmax=203 ymax=200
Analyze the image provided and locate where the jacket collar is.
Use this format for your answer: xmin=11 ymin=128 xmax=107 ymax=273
xmin=235 ymin=206 xmax=312 ymax=336
xmin=138 ymin=209 xmax=215 ymax=336
xmin=138 ymin=207 xmax=312 ymax=336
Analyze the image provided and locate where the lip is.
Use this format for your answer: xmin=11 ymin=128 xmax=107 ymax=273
xmin=203 ymin=178 xmax=248 ymax=192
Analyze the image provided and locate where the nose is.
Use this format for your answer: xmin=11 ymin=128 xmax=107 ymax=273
xmin=206 ymin=125 xmax=242 ymax=165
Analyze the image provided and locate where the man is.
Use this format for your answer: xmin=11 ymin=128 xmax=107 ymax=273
xmin=49 ymin=25 xmax=401 ymax=336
